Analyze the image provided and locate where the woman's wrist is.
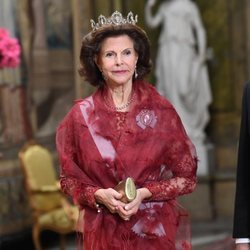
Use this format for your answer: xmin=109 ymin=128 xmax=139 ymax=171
xmin=94 ymin=188 xmax=104 ymax=212
xmin=138 ymin=187 xmax=152 ymax=201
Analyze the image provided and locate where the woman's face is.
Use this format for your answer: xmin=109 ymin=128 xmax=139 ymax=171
xmin=97 ymin=35 xmax=138 ymax=87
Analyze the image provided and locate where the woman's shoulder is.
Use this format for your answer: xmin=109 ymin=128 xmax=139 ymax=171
xmin=71 ymin=89 xmax=99 ymax=110
xmin=57 ymin=101 xmax=82 ymax=127
xmin=58 ymin=92 xmax=96 ymax=125
xmin=139 ymin=81 xmax=174 ymax=110
xmin=67 ymin=98 xmax=85 ymax=114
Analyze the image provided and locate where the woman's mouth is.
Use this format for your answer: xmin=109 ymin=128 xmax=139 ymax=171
xmin=113 ymin=70 xmax=128 ymax=74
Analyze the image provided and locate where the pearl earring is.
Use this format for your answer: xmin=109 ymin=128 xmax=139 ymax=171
xmin=100 ymin=69 xmax=107 ymax=81
xmin=134 ymin=66 xmax=138 ymax=79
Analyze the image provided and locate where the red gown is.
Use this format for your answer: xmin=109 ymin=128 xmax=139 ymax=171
xmin=56 ymin=80 xmax=197 ymax=250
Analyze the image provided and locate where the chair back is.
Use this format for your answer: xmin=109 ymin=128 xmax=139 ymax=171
xmin=19 ymin=141 xmax=62 ymax=212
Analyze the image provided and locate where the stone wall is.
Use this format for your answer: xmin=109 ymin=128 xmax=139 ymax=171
xmin=179 ymin=0 xmax=250 ymax=221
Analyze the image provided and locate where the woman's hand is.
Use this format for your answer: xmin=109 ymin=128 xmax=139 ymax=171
xmin=94 ymin=188 xmax=125 ymax=214
xmin=236 ymin=243 xmax=250 ymax=250
xmin=116 ymin=188 xmax=152 ymax=221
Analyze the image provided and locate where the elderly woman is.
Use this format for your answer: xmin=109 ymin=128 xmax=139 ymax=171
xmin=56 ymin=11 xmax=197 ymax=250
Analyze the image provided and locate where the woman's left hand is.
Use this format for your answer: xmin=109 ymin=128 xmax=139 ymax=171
xmin=116 ymin=188 xmax=152 ymax=221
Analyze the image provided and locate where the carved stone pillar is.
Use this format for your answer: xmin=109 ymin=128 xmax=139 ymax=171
xmin=30 ymin=0 xmax=50 ymax=133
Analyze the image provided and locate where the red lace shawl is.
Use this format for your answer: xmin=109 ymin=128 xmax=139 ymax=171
xmin=56 ymin=80 xmax=197 ymax=250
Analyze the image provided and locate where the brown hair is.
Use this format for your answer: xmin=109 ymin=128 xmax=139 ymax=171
xmin=79 ymin=23 xmax=152 ymax=86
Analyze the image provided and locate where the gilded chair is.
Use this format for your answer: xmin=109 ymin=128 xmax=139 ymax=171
xmin=19 ymin=141 xmax=78 ymax=250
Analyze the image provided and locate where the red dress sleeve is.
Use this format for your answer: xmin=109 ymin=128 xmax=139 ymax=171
xmin=144 ymin=109 xmax=198 ymax=201
xmin=56 ymin=107 xmax=100 ymax=209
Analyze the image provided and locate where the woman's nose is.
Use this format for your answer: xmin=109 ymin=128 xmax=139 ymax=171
xmin=115 ymin=55 xmax=123 ymax=65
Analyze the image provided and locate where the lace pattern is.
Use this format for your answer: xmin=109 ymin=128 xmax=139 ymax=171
xmin=56 ymin=80 xmax=197 ymax=249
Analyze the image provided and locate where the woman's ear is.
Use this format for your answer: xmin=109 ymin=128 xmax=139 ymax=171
xmin=94 ymin=56 xmax=101 ymax=72
xmin=94 ymin=55 xmax=98 ymax=66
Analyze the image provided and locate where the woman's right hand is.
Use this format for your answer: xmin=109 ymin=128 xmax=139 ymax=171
xmin=94 ymin=188 xmax=125 ymax=214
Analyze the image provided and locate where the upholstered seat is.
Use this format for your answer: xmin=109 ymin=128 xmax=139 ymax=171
xmin=19 ymin=141 xmax=78 ymax=250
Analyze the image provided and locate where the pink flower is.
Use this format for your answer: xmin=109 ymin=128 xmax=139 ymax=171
xmin=0 ymin=27 xmax=21 ymax=68
xmin=0 ymin=28 xmax=9 ymax=40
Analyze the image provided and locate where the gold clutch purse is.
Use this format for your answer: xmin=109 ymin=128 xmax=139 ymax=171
xmin=114 ymin=177 xmax=136 ymax=203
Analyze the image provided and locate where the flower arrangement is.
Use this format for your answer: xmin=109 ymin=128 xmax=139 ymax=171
xmin=0 ymin=28 xmax=21 ymax=68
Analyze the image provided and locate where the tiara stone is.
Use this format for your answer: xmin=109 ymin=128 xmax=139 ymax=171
xmin=90 ymin=11 xmax=138 ymax=31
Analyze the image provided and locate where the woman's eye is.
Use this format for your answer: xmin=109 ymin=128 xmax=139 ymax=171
xmin=105 ymin=52 xmax=114 ymax=57
xmin=123 ymin=50 xmax=132 ymax=56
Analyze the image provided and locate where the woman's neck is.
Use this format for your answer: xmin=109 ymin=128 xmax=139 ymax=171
xmin=108 ymin=82 xmax=133 ymax=107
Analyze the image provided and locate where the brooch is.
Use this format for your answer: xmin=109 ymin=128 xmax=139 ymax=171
xmin=136 ymin=109 xmax=157 ymax=129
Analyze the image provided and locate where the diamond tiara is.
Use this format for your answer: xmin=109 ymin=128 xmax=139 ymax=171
xmin=90 ymin=11 xmax=138 ymax=31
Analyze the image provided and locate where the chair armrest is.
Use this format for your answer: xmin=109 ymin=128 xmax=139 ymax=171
xmin=41 ymin=185 xmax=60 ymax=192
xmin=61 ymin=197 xmax=79 ymax=222
xmin=56 ymin=180 xmax=61 ymax=189
xmin=31 ymin=185 xmax=60 ymax=193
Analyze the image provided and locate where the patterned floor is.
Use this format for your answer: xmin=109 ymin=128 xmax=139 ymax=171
xmin=44 ymin=233 xmax=235 ymax=250
xmin=191 ymin=219 xmax=234 ymax=250
xmin=46 ymin=234 xmax=235 ymax=250
xmin=192 ymin=234 xmax=235 ymax=250
xmin=1 ymin=220 xmax=234 ymax=250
